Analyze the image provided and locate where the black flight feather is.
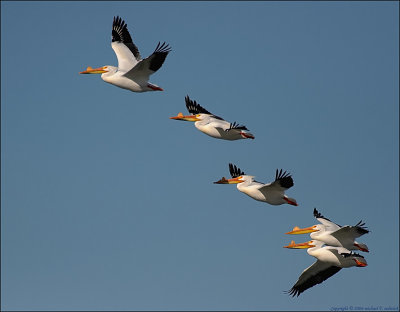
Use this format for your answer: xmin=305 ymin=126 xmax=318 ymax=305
xmin=354 ymin=220 xmax=369 ymax=235
xmin=148 ymin=41 xmax=172 ymax=72
xmin=340 ymin=252 xmax=365 ymax=259
xmin=112 ymin=16 xmax=141 ymax=60
xmin=229 ymin=163 xmax=245 ymax=178
xmin=225 ymin=121 xmax=249 ymax=132
xmin=274 ymin=169 xmax=294 ymax=189
xmin=313 ymin=208 xmax=342 ymax=227
xmin=313 ymin=208 xmax=332 ymax=221
xmin=286 ymin=266 xmax=342 ymax=297
xmin=184 ymin=96 xmax=223 ymax=120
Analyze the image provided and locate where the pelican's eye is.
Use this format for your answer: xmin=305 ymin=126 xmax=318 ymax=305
xmin=196 ymin=114 xmax=200 ymax=118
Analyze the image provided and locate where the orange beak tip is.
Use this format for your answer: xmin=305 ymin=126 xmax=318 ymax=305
xmin=170 ymin=112 xmax=184 ymax=120
xmin=79 ymin=66 xmax=93 ymax=74
xmin=283 ymin=240 xmax=296 ymax=248
xmin=214 ymin=177 xmax=228 ymax=184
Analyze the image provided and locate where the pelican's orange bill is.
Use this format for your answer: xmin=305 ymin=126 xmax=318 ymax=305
xmin=285 ymin=225 xmax=318 ymax=235
xmin=283 ymin=240 xmax=315 ymax=249
xmin=79 ymin=66 xmax=108 ymax=74
xmin=213 ymin=177 xmax=242 ymax=184
xmin=169 ymin=113 xmax=199 ymax=121
xmin=283 ymin=240 xmax=297 ymax=248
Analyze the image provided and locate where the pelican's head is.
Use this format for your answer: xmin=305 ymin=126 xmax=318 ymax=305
xmin=353 ymin=242 xmax=369 ymax=253
xmin=283 ymin=240 xmax=322 ymax=249
xmin=79 ymin=65 xmax=116 ymax=76
xmin=213 ymin=174 xmax=254 ymax=184
xmin=285 ymin=224 xmax=322 ymax=235
xmin=170 ymin=113 xmax=209 ymax=122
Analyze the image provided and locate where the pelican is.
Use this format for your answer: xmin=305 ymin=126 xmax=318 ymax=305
xmin=170 ymin=96 xmax=255 ymax=140
xmin=79 ymin=16 xmax=171 ymax=92
xmin=214 ymin=163 xmax=297 ymax=206
xmin=286 ymin=208 xmax=369 ymax=252
xmin=284 ymin=240 xmax=368 ymax=296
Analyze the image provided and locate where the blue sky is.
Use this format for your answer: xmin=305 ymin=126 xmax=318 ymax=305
xmin=1 ymin=1 xmax=399 ymax=311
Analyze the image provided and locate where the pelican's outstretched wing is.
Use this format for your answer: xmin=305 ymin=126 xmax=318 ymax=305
xmin=125 ymin=42 xmax=171 ymax=80
xmin=111 ymin=16 xmax=141 ymax=72
xmin=313 ymin=208 xmax=341 ymax=232
xmin=286 ymin=260 xmax=342 ymax=297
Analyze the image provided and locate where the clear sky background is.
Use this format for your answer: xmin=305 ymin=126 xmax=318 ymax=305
xmin=1 ymin=1 xmax=399 ymax=311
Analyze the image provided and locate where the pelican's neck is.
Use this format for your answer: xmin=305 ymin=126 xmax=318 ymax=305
xmin=306 ymin=242 xmax=325 ymax=258
xmin=101 ymin=67 xmax=118 ymax=80
xmin=308 ymin=225 xmax=324 ymax=239
xmin=307 ymin=246 xmax=320 ymax=257
xmin=195 ymin=115 xmax=213 ymax=126
xmin=237 ymin=176 xmax=255 ymax=190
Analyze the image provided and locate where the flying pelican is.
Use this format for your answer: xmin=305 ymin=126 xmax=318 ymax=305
xmin=79 ymin=16 xmax=171 ymax=92
xmin=214 ymin=163 xmax=297 ymax=206
xmin=284 ymin=239 xmax=367 ymax=296
xmin=170 ymin=96 xmax=255 ymax=140
xmin=285 ymin=208 xmax=369 ymax=252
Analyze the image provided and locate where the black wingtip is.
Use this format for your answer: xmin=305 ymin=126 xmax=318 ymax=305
xmin=313 ymin=208 xmax=322 ymax=218
xmin=284 ymin=288 xmax=300 ymax=297
xmin=225 ymin=121 xmax=249 ymax=132
xmin=275 ymin=169 xmax=294 ymax=189
xmin=154 ymin=41 xmax=172 ymax=54
xmin=354 ymin=220 xmax=369 ymax=234
xmin=184 ymin=96 xmax=214 ymax=115
xmin=228 ymin=163 xmax=245 ymax=178
xmin=185 ymin=95 xmax=194 ymax=106
xmin=112 ymin=15 xmax=133 ymax=44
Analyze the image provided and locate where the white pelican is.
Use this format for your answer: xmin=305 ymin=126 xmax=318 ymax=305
xmin=214 ymin=163 xmax=298 ymax=206
xmin=170 ymin=96 xmax=255 ymax=140
xmin=284 ymin=239 xmax=368 ymax=296
xmin=285 ymin=208 xmax=369 ymax=252
xmin=80 ymin=16 xmax=171 ymax=92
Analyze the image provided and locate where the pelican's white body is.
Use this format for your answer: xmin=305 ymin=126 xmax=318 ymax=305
xmin=194 ymin=114 xmax=254 ymax=140
xmin=310 ymin=227 xmax=356 ymax=250
xmin=309 ymin=218 xmax=369 ymax=251
xmin=100 ymin=66 xmax=157 ymax=92
xmin=286 ymin=239 xmax=367 ymax=296
xmin=307 ymin=245 xmax=361 ymax=268
xmin=236 ymin=175 xmax=295 ymax=205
